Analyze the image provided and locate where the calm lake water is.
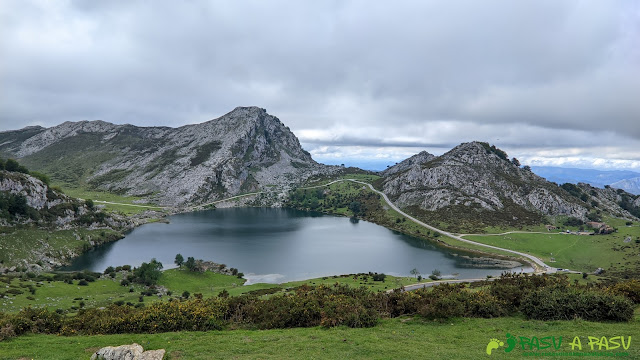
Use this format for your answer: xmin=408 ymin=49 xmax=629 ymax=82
xmin=64 ymin=208 xmax=530 ymax=283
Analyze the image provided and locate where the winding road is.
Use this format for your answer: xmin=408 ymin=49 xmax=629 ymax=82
xmin=305 ymin=179 xmax=557 ymax=274
xmin=91 ymin=178 xmax=565 ymax=276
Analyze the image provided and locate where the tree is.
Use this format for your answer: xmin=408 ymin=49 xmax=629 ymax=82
xmin=410 ymin=268 xmax=420 ymax=279
xmin=511 ymin=157 xmax=520 ymax=167
xmin=348 ymin=201 xmax=361 ymax=215
xmin=523 ymin=165 xmax=531 ymax=172
xmin=85 ymin=199 xmax=94 ymax=210
xmin=133 ymin=258 xmax=163 ymax=286
xmin=429 ymin=269 xmax=441 ymax=281
xmin=174 ymin=253 xmax=184 ymax=267
xmin=185 ymin=256 xmax=196 ymax=271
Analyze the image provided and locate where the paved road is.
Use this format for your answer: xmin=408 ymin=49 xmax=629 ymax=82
xmin=391 ymin=278 xmax=495 ymax=293
xmin=313 ymin=179 xmax=558 ymax=274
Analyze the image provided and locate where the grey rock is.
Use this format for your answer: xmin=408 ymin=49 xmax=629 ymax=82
xmin=90 ymin=343 xmax=144 ymax=360
xmin=381 ymin=142 xmax=589 ymax=219
xmin=90 ymin=344 xmax=165 ymax=360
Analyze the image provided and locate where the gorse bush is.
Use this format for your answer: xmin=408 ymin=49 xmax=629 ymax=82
xmin=0 ymin=275 xmax=637 ymax=341
xmin=607 ymin=279 xmax=640 ymax=304
xmin=521 ymin=288 xmax=633 ymax=322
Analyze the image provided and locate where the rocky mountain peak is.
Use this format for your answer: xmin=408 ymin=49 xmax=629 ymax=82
xmin=380 ymin=142 xmax=589 ymax=229
xmin=381 ymin=150 xmax=435 ymax=177
xmin=2 ymin=107 xmax=330 ymax=206
xmin=440 ymin=141 xmax=512 ymax=167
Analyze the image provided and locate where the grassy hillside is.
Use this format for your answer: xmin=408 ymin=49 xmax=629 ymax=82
xmin=1 ymin=315 xmax=638 ymax=360
xmin=60 ymin=186 xmax=166 ymax=215
xmin=0 ymin=269 xmax=425 ymax=314
xmin=464 ymin=218 xmax=640 ymax=277
xmin=0 ymin=227 xmax=122 ymax=268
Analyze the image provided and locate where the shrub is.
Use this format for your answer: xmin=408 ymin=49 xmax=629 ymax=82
xmin=607 ymin=279 xmax=640 ymax=304
xmin=521 ymin=288 xmax=633 ymax=322
xmin=78 ymin=280 xmax=89 ymax=286
xmin=132 ymin=259 xmax=163 ymax=286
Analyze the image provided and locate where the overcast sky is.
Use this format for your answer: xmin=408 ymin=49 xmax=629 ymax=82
xmin=1 ymin=1 xmax=639 ymax=171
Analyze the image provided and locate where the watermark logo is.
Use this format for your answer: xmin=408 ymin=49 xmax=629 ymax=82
xmin=485 ymin=333 xmax=519 ymax=355
xmin=485 ymin=338 xmax=503 ymax=355
xmin=486 ymin=334 xmax=631 ymax=356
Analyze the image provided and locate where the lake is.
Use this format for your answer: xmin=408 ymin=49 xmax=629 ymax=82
xmin=64 ymin=208 xmax=530 ymax=283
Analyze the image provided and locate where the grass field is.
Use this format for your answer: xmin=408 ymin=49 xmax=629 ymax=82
xmin=1 ymin=315 xmax=638 ymax=359
xmin=0 ymin=270 xmax=427 ymax=314
xmin=59 ymin=186 xmax=165 ymax=215
xmin=0 ymin=273 xmax=147 ymax=313
xmin=463 ymin=219 xmax=640 ymax=275
xmin=0 ymin=227 xmax=121 ymax=267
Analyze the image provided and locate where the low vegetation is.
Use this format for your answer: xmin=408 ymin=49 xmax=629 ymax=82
xmin=0 ymin=274 xmax=637 ymax=345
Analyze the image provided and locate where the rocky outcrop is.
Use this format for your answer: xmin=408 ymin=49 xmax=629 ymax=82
xmin=380 ymin=151 xmax=435 ymax=177
xmin=381 ymin=142 xmax=588 ymax=219
xmin=90 ymin=343 xmax=165 ymax=360
xmin=2 ymin=107 xmax=335 ymax=207
xmin=577 ymin=183 xmax=639 ymax=220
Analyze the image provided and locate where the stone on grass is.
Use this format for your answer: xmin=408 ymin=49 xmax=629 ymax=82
xmin=90 ymin=343 xmax=165 ymax=360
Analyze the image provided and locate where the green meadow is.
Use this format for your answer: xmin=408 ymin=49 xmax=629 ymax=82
xmin=1 ymin=315 xmax=638 ymax=360
xmin=0 ymin=269 xmax=428 ymax=314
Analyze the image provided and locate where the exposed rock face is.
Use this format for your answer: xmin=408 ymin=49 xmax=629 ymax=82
xmin=0 ymin=171 xmax=63 ymax=210
xmin=90 ymin=343 xmax=165 ymax=360
xmin=381 ymin=142 xmax=588 ymax=219
xmin=577 ymin=183 xmax=639 ymax=220
xmin=380 ymin=151 xmax=435 ymax=177
xmin=1 ymin=107 xmax=333 ymax=206
xmin=0 ymin=170 xmax=131 ymax=228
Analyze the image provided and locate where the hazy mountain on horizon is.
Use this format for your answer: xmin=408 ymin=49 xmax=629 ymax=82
xmin=531 ymin=166 xmax=640 ymax=188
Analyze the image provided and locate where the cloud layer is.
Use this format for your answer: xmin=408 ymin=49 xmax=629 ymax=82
xmin=1 ymin=1 xmax=639 ymax=169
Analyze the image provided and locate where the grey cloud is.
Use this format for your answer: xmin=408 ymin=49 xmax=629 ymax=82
xmin=0 ymin=0 xmax=638 ymax=168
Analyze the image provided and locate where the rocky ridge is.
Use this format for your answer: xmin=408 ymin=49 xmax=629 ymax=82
xmin=380 ymin=150 xmax=436 ymax=177
xmin=1 ymin=107 xmax=335 ymax=206
xmin=380 ymin=142 xmax=593 ymax=222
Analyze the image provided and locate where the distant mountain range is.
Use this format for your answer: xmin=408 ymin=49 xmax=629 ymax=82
xmin=531 ymin=166 xmax=640 ymax=195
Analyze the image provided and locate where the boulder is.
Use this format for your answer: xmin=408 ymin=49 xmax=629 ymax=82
xmin=90 ymin=343 xmax=165 ymax=360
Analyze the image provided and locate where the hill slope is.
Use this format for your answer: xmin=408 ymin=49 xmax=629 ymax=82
xmin=379 ymin=142 xmax=640 ymax=230
xmin=0 ymin=107 xmax=331 ymax=206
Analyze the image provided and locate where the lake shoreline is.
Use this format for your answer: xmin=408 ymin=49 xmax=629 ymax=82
xmin=60 ymin=207 xmax=530 ymax=281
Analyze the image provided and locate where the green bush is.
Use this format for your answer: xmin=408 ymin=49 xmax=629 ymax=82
xmin=607 ymin=279 xmax=640 ymax=304
xmin=521 ymin=288 xmax=633 ymax=322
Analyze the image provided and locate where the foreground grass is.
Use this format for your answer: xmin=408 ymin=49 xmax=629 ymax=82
xmin=1 ymin=315 xmax=638 ymax=360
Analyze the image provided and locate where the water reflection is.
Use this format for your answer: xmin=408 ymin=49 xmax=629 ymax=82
xmin=63 ymin=208 xmax=531 ymax=282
